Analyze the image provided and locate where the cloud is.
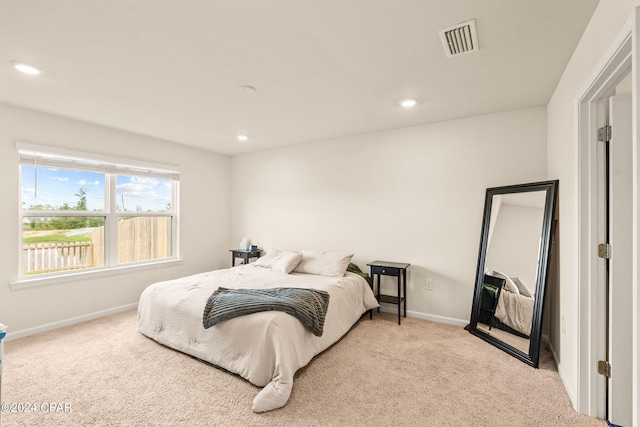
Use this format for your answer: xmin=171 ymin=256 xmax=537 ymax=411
xmin=117 ymin=182 xmax=151 ymax=195
xmin=77 ymin=179 xmax=100 ymax=186
xmin=117 ymin=177 xmax=166 ymax=196
xmin=116 ymin=176 xmax=171 ymax=210
xmin=50 ymin=176 xmax=69 ymax=182
xmin=131 ymin=176 xmax=159 ymax=186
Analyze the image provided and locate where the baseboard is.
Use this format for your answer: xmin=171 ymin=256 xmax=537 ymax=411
xmin=543 ymin=335 xmax=577 ymax=408
xmin=5 ymin=303 xmax=138 ymax=341
xmin=378 ymin=304 xmax=468 ymax=327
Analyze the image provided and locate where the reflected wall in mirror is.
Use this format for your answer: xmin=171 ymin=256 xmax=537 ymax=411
xmin=468 ymin=180 xmax=558 ymax=368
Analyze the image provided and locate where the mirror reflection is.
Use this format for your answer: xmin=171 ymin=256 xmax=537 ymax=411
xmin=478 ymin=191 xmax=546 ymax=353
xmin=469 ymin=180 xmax=558 ymax=367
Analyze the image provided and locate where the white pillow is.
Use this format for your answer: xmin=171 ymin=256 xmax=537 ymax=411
xmin=491 ymin=270 xmax=520 ymax=295
xmin=254 ymin=248 xmax=283 ymax=268
xmin=254 ymin=248 xmax=302 ymax=274
xmin=512 ymin=277 xmax=533 ymax=298
xmin=271 ymin=252 xmax=303 ymax=274
xmin=293 ymin=250 xmax=354 ymax=277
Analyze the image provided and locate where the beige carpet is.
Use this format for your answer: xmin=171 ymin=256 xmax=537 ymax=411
xmin=2 ymin=310 xmax=604 ymax=426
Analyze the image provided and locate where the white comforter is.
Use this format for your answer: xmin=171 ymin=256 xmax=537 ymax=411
xmin=138 ymin=264 xmax=379 ymax=412
xmin=494 ymin=289 xmax=534 ymax=336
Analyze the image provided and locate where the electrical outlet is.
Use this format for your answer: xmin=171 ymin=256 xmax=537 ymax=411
xmin=561 ymin=316 xmax=566 ymax=333
xmin=425 ymin=279 xmax=434 ymax=291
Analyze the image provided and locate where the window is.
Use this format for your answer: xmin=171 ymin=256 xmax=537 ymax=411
xmin=18 ymin=143 xmax=180 ymax=282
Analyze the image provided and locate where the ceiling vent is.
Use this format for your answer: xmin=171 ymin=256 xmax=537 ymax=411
xmin=439 ymin=19 xmax=479 ymax=58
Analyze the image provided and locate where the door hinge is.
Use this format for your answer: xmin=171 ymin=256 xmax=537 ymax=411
xmin=598 ymin=360 xmax=611 ymax=378
xmin=598 ymin=243 xmax=612 ymax=259
xmin=598 ymin=125 xmax=612 ymax=142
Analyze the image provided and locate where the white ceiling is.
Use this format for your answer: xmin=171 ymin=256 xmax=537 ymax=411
xmin=0 ymin=1 xmax=600 ymax=156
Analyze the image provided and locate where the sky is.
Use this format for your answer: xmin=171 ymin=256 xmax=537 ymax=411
xmin=21 ymin=166 xmax=173 ymax=212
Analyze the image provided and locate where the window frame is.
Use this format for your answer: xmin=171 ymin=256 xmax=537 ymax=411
xmin=14 ymin=142 xmax=181 ymax=288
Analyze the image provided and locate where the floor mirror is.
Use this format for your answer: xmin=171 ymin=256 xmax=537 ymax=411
xmin=468 ymin=180 xmax=558 ymax=367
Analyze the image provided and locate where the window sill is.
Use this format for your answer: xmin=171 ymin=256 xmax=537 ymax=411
xmin=10 ymin=258 xmax=184 ymax=290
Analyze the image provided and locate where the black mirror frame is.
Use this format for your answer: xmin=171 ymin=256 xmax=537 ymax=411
xmin=468 ymin=180 xmax=558 ymax=368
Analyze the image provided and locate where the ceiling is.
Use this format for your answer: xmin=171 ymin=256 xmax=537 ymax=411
xmin=0 ymin=1 xmax=600 ymax=156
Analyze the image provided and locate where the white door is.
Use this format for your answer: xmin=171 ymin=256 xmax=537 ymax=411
xmin=606 ymin=93 xmax=633 ymax=427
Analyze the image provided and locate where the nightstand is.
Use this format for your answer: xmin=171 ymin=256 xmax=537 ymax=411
xmin=230 ymin=249 xmax=261 ymax=266
xmin=367 ymin=261 xmax=410 ymax=325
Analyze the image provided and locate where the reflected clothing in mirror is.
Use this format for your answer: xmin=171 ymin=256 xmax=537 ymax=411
xmin=468 ymin=180 xmax=558 ymax=368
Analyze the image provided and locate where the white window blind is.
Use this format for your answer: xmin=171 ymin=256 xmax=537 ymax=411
xmin=17 ymin=142 xmax=180 ymax=180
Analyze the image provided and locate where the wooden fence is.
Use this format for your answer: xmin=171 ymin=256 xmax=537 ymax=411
xmin=23 ymin=242 xmax=93 ymax=274
xmin=23 ymin=217 xmax=171 ymax=275
xmin=92 ymin=217 xmax=171 ymax=265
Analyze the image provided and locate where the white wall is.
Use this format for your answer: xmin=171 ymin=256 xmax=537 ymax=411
xmin=547 ymin=0 xmax=640 ymax=408
xmin=0 ymin=104 xmax=230 ymax=334
xmin=230 ymin=107 xmax=547 ymax=324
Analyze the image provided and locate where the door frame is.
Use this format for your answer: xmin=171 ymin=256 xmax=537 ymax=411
xmin=576 ymin=8 xmax=639 ymax=424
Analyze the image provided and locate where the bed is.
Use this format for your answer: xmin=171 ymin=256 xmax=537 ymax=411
xmin=489 ymin=270 xmax=534 ymax=336
xmin=138 ymin=250 xmax=379 ymax=412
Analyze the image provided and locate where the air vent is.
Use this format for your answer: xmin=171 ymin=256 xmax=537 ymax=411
xmin=439 ymin=19 xmax=479 ymax=58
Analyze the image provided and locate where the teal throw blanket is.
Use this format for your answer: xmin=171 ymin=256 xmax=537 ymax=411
xmin=203 ymin=287 xmax=330 ymax=337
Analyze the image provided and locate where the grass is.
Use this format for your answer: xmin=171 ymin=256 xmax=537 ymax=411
xmin=23 ymin=232 xmax=92 ymax=245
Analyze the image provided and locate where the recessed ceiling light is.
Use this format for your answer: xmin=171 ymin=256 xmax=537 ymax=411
xmin=237 ymin=135 xmax=249 ymax=142
xmin=400 ymin=98 xmax=418 ymax=108
xmin=238 ymin=85 xmax=256 ymax=94
xmin=11 ymin=61 xmax=42 ymax=76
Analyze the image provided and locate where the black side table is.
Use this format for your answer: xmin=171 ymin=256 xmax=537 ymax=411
xmin=367 ymin=261 xmax=410 ymax=325
xmin=230 ymin=249 xmax=261 ymax=266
